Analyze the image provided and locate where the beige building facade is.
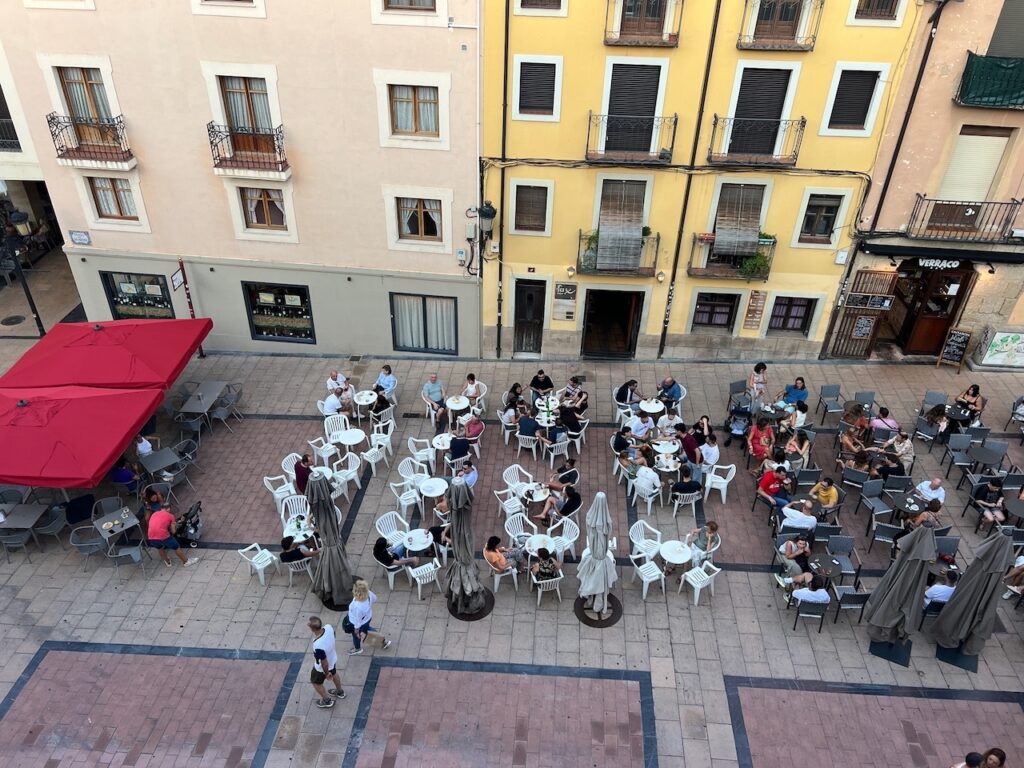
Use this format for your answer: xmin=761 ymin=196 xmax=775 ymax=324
xmin=0 ymin=0 xmax=482 ymax=356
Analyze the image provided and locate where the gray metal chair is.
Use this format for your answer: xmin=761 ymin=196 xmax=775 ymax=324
xmin=220 ymin=387 xmax=245 ymax=421
xmin=788 ymin=595 xmax=828 ymax=633
xmin=175 ymin=413 xmax=206 ymax=446
xmin=921 ymin=391 xmax=947 ymax=414
xmin=882 ymin=474 xmax=913 ymax=498
xmin=831 ymin=583 xmax=870 ymax=624
xmin=140 ymin=481 xmax=175 ymax=506
xmin=176 ymin=380 xmax=200 ymax=400
xmin=726 ymin=380 xmax=750 ymax=412
xmin=70 ymin=525 xmax=106 ymax=570
xmin=0 ymin=488 xmax=25 ymax=503
xmin=816 ymin=384 xmax=843 ymax=424
xmin=795 ymin=468 xmax=822 ymax=488
xmin=812 ymin=523 xmax=842 ymax=549
xmin=106 ymin=542 xmax=148 ymax=579
xmin=0 ymin=530 xmax=32 ymax=563
xmin=33 ymin=506 xmax=68 ymax=550
xmin=209 ymin=404 xmax=235 ymax=433
xmin=856 ymin=479 xmax=891 ymax=517
xmin=918 ymin=599 xmax=946 ymax=630
xmin=853 ymin=390 xmax=875 ymax=415
xmin=825 ymin=535 xmax=860 ymax=585
xmin=912 ymin=416 xmax=939 ymax=451
xmin=92 ymin=496 xmax=123 ymax=520
xmin=173 ymin=439 xmax=202 ymax=471
xmin=940 ymin=433 xmax=971 ymax=475
xmin=840 ymin=467 xmax=869 ymax=493
xmin=867 ymin=521 xmax=902 ymax=553
xmin=935 ymin=535 xmax=960 ymax=564
xmin=770 ymin=532 xmax=800 ymax=570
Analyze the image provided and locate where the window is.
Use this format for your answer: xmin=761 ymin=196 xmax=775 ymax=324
xmin=828 ymin=70 xmax=878 ymax=129
xmin=243 ymin=282 xmax=315 ymax=343
xmin=385 ymin=0 xmax=435 ymax=8
xmin=855 ymin=0 xmax=897 ymax=20
xmin=388 ymin=85 xmax=438 ymax=136
xmin=398 ymin=198 xmax=442 ymax=240
xmin=594 ymin=178 xmax=648 ymax=269
xmin=692 ymin=293 xmax=739 ymax=330
xmin=58 ymin=67 xmax=110 ymax=121
xmin=521 ymin=0 xmax=561 ymax=8
xmin=101 ymin=272 xmax=173 ymax=320
xmin=768 ymin=296 xmax=815 ymax=334
xmin=988 ymin=0 xmax=1024 ymax=59
xmin=390 ymin=293 xmax=458 ymax=354
xmin=518 ymin=61 xmax=557 ymax=116
xmin=799 ymin=194 xmax=842 ymax=243
xmin=513 ymin=184 xmax=549 ymax=232
xmin=713 ymin=183 xmax=765 ymax=257
xmin=219 ymin=76 xmax=272 ymax=131
xmin=240 ymin=187 xmax=286 ymax=230
xmin=373 ymin=0 xmax=447 ymax=26
xmin=514 ymin=0 xmax=567 ymax=15
xmin=88 ymin=177 xmax=137 ymax=220
xmin=191 ymin=0 xmax=265 ymax=15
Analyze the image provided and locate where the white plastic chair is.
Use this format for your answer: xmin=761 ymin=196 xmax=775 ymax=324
xmin=375 ymin=553 xmax=407 ymax=590
xmin=516 ymin=434 xmax=539 ymax=461
xmin=497 ymin=409 xmax=517 ymax=445
xmin=308 ymin=437 xmax=339 ymax=467
xmin=389 ymin=481 xmax=422 ymax=520
xmin=238 ymin=543 xmax=280 ymax=586
xmin=360 ymin=445 xmax=390 ymax=477
xmin=703 ymin=464 xmax=737 ymax=504
xmin=384 ymin=378 xmax=399 ymax=405
xmin=629 ymin=553 xmax=665 ymax=600
xmin=398 ymin=457 xmax=430 ymax=488
xmin=493 ymin=488 xmax=525 ymax=519
xmin=316 ymin=400 xmax=330 ymax=417
xmin=633 ymin=478 xmax=663 ymax=516
xmin=466 ymin=423 xmax=485 ymax=459
xmin=504 ymin=513 xmax=537 ymax=548
xmin=549 ymin=517 xmax=579 ymax=561
xmin=487 ymin=556 xmax=519 ymax=593
xmin=286 ymin=558 xmax=314 ymax=587
xmin=263 ymin=475 xmax=295 ymax=517
xmin=610 ymin=436 xmax=625 ymax=483
xmin=531 ymin=570 xmax=563 ymax=606
xmin=423 ymin=397 xmax=440 ymax=426
xmin=281 ymin=453 xmax=302 ymax=483
xmin=372 ymin=405 xmax=395 ymax=426
xmin=407 ymin=558 xmax=442 ymax=600
xmin=687 ymin=532 xmax=722 ymax=566
xmin=629 ymin=519 xmax=661 ymax=562
xmin=407 ymin=437 xmax=436 ymax=473
xmin=281 ymin=495 xmax=310 ymax=527
xmin=671 ymin=491 xmax=702 ymax=522
xmin=324 ymin=414 xmax=350 ymax=444
xmin=474 ymin=382 xmax=489 ymax=412
xmin=545 ymin=438 xmax=570 ymax=468
xmin=375 ymin=511 xmax=409 ymax=548
xmin=330 ymin=452 xmax=362 ymax=502
xmin=681 ymin=561 xmax=722 ymax=605
xmin=567 ymin=420 xmax=590 ymax=456
xmin=371 ymin=420 xmax=396 ymax=456
xmin=502 ymin=464 xmax=534 ymax=497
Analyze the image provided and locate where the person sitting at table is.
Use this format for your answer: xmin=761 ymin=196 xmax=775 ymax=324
xmin=558 ymin=406 xmax=581 ymax=435
xmin=774 ymin=532 xmax=813 ymax=589
xmin=692 ymin=415 xmax=714 ymax=447
xmin=373 ymin=535 xmax=418 ymax=569
xmin=924 ymin=570 xmax=958 ymax=608
xmin=892 ymin=499 xmax=943 ymax=555
xmin=914 ymin=477 xmax=946 ymax=506
xmin=784 ymin=430 xmax=811 ymax=472
xmin=447 ymin=433 xmax=470 ymax=464
xmin=671 ymin=466 xmax=701 ymax=496
xmin=869 ymin=406 xmax=900 ymax=433
xmin=566 ymin=387 xmax=589 ymax=416
xmin=615 ymin=379 xmax=643 ymax=411
xmin=462 ymin=373 xmax=482 ymax=405
xmin=635 ymin=462 xmax=661 ymax=492
xmin=529 ymin=369 xmax=555 ymax=404
xmin=324 ymin=387 xmax=347 ymax=417
xmin=517 ymin=408 xmax=540 ymax=439
xmin=294 ymin=454 xmax=313 ymax=494
xmin=421 ymin=373 xmax=448 ymax=426
xmin=956 ymin=383 xmax=985 ymax=418
xmin=484 ymin=535 xmax=528 ymax=573
xmin=532 ymin=547 xmax=562 ymax=580
xmin=370 ymin=391 xmax=391 ymax=418
xmin=142 ymin=486 xmax=165 ymax=515
xmin=280 ymin=535 xmax=318 ymax=563
xmin=501 ymin=397 xmax=521 ymax=428
xmin=778 ymin=401 xmax=808 ymax=438
xmin=463 ymin=413 xmax=485 ymax=441
xmin=869 ymin=431 xmax=914 ymax=474
xmin=536 ymin=483 xmax=581 ymax=526
xmin=687 ymin=521 xmax=720 ymax=561
xmin=835 ymin=426 xmax=865 ymax=464
xmin=758 ymin=466 xmax=792 ymax=511
xmin=779 ymin=499 xmax=817 ymax=534
xmin=134 ymin=433 xmax=161 ymax=459
xmin=326 ymin=369 xmax=347 ymax=391
xmin=454 ymin=460 xmax=478 ymax=488
xmin=629 ymin=412 xmax=656 ymax=442
xmin=617 ymin=450 xmax=641 ymax=483
xmin=637 ymin=443 xmax=656 ymax=468
xmin=549 ymin=459 xmax=580 ymax=491
xmin=837 ymin=449 xmax=872 ymax=476
xmin=110 ymin=456 xmax=141 ymax=493
xmin=506 ymin=383 xmax=529 ymax=413
xmin=657 ymin=376 xmax=682 ymax=408
xmin=562 ymin=375 xmax=583 ymax=402
xmin=428 ymin=524 xmax=452 ymax=556
xmin=699 ymin=433 xmax=721 ymax=473
xmin=809 ymin=477 xmax=839 ymax=513
xmin=657 ymin=407 xmax=683 ymax=438
xmin=747 ymin=417 xmax=775 ymax=471
xmin=612 ymin=425 xmax=635 ymax=455
xmin=773 ymin=377 xmax=808 ymax=412
xmin=975 ymin=477 xmax=1005 ymax=528
xmin=790 ymin=574 xmax=830 ymax=605
xmin=374 ymin=364 xmax=396 ymax=397
xmin=923 ymin=402 xmax=952 ymax=444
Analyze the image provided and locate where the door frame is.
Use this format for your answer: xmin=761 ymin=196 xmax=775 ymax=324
xmin=579 ymin=286 xmax=650 ymax=359
xmin=608 ymin=0 xmax=680 ymax=39
xmin=598 ymin=56 xmax=670 ymax=155
xmin=512 ymin=277 xmax=549 ymax=355
xmin=744 ymin=0 xmax=815 ymax=43
xmin=724 ymin=60 xmax=802 ymax=156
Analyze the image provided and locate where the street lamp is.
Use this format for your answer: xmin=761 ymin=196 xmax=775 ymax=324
xmin=478 ymin=200 xmax=497 ymax=240
xmin=2 ymin=209 xmax=46 ymax=336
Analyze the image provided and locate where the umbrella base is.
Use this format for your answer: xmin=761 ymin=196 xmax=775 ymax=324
xmin=935 ymin=643 xmax=979 ymax=672
xmin=446 ymin=587 xmax=494 ymax=622
xmin=319 ymin=596 xmax=351 ymax=613
xmin=573 ymin=594 xmax=623 ymax=628
xmin=868 ymin=638 xmax=912 ymax=667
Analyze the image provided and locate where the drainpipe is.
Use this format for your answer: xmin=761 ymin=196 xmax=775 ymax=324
xmin=657 ymin=0 xmax=723 ymax=358
xmin=495 ymin=0 xmax=511 ymax=359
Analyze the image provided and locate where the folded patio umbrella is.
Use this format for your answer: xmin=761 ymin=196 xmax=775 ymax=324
xmin=863 ymin=525 xmax=936 ymax=643
xmin=931 ymin=532 xmax=1014 ymax=654
xmin=444 ymin=480 xmax=487 ymax=615
xmin=577 ymin=492 xmax=618 ymax=615
xmin=307 ymin=473 xmax=353 ymax=610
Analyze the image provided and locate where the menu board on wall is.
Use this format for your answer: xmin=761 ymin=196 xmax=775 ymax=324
xmin=553 ymin=283 xmax=577 ymax=321
xmin=743 ymin=290 xmax=768 ymax=330
xmin=851 ymin=315 xmax=875 ymax=339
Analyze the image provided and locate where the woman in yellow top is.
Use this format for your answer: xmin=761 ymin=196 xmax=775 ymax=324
xmin=809 ymin=477 xmax=839 ymax=512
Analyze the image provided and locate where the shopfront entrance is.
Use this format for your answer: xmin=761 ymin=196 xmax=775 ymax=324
xmin=885 ymin=258 xmax=976 ymax=355
xmin=581 ymin=289 xmax=644 ymax=358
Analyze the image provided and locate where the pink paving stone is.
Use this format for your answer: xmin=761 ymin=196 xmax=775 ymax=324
xmin=0 ymin=651 xmax=291 ymax=767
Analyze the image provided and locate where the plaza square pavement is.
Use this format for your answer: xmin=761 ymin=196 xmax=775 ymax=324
xmin=1 ymin=352 xmax=1024 ymax=767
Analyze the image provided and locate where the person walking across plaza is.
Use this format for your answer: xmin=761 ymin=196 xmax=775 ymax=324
xmin=347 ymin=579 xmax=392 ymax=655
xmin=307 ymin=615 xmax=345 ymax=708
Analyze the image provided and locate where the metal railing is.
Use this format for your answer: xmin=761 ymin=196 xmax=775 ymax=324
xmin=46 ymin=113 xmax=133 ymax=162
xmin=585 ymin=111 xmax=678 ymax=164
xmin=686 ymin=233 xmax=775 ymax=281
xmin=577 ymin=229 xmax=659 ymax=276
xmin=604 ymin=0 xmax=683 ymax=46
xmin=708 ymin=114 xmax=805 ymax=166
xmin=0 ymin=119 xmax=20 ymax=152
xmin=955 ymin=51 xmax=1024 ymax=110
xmin=207 ymin=122 xmax=289 ymax=173
xmin=736 ymin=0 xmax=823 ymax=51
xmin=906 ymin=194 xmax=1022 ymax=243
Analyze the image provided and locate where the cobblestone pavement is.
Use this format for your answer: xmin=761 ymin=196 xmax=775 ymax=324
xmin=1 ymin=351 xmax=1023 ymax=767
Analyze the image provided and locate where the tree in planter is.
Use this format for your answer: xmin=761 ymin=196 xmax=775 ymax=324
xmin=739 ymin=252 xmax=771 ymax=278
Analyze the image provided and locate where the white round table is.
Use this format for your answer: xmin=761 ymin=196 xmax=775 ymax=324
xmin=337 ymin=428 xmax=367 ymax=449
xmin=419 ymin=477 xmax=449 ymax=499
xmin=403 ymin=529 xmax=433 ymax=554
xmin=431 ymin=433 xmax=453 ymax=451
xmin=536 ymin=396 xmax=559 ymax=413
xmin=659 ymin=540 xmax=693 ymax=566
xmin=525 ymin=483 xmax=551 ymax=504
xmin=353 ymin=390 xmax=377 ymax=407
xmin=639 ymin=398 xmax=664 ymax=414
xmin=310 ymin=466 xmax=334 ymax=481
xmin=653 ymin=440 xmax=680 ymax=455
xmin=537 ymin=412 xmax=556 ymax=428
xmin=525 ymin=533 xmax=555 ymax=556
xmin=446 ymin=395 xmax=470 ymax=412
xmin=283 ymin=517 xmax=315 ymax=540
xmin=655 ymin=457 xmax=681 ymax=475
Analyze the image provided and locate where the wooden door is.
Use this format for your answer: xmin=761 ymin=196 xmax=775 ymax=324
xmin=514 ymin=280 xmax=545 ymax=354
xmin=620 ymin=0 xmax=667 ymax=38
xmin=581 ymin=290 xmax=643 ymax=358
xmin=754 ymin=0 xmax=801 ymax=40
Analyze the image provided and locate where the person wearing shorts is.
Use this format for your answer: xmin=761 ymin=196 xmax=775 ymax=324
xmin=308 ymin=616 xmax=345 ymax=708
xmin=146 ymin=504 xmax=199 ymax=567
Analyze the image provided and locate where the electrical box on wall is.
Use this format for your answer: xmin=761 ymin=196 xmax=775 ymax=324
xmin=490 ymin=241 xmax=500 ymax=254
xmin=835 ymin=250 xmax=848 ymax=265
xmin=456 ymin=249 xmax=467 ymax=265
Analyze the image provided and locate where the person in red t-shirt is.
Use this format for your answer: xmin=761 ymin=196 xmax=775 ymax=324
xmin=147 ymin=505 xmax=199 ymax=567
xmin=294 ymin=454 xmax=313 ymax=495
xmin=757 ymin=466 xmax=791 ymax=510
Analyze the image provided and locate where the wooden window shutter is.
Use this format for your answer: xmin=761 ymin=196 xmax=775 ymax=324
xmin=714 ymin=184 xmax=764 ymax=255
xmin=518 ymin=62 xmax=556 ymax=114
xmin=828 ymin=70 xmax=879 ymax=129
xmin=734 ymin=69 xmax=790 ymax=121
xmin=596 ymin=179 xmax=646 ymax=269
xmin=988 ymin=0 xmax=1024 ymax=58
xmin=514 ymin=185 xmax=548 ymax=231
xmin=936 ymin=132 xmax=1009 ymax=201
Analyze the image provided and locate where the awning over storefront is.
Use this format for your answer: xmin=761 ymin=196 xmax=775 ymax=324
xmin=859 ymin=236 xmax=1024 ymax=265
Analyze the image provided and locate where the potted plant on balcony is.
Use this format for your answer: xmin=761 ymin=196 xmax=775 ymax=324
xmin=739 ymin=253 xmax=770 ymax=279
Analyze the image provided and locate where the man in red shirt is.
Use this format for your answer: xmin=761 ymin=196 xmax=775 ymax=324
xmin=147 ymin=504 xmax=199 ymax=567
xmin=294 ymin=454 xmax=313 ymax=495
xmin=757 ymin=466 xmax=792 ymax=510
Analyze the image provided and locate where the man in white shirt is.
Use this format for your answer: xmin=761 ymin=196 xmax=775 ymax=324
xmin=914 ymin=477 xmax=946 ymax=506
xmin=924 ymin=570 xmax=957 ymax=608
xmin=657 ymin=407 xmax=683 ymax=437
xmin=324 ymin=387 xmax=343 ymax=415
xmin=629 ymin=413 xmax=656 ymax=442
xmin=791 ymin=575 xmax=830 ymax=604
xmin=307 ymin=616 xmax=345 ymax=708
xmin=326 ymin=370 xmax=346 ymax=391
xmin=780 ymin=499 xmax=817 ymax=531
xmin=700 ymin=434 xmax=721 ymax=470
xmin=636 ymin=464 xmax=660 ymax=489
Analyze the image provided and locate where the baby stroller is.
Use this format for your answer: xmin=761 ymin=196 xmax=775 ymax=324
xmin=722 ymin=407 xmax=752 ymax=448
xmin=175 ymin=501 xmax=203 ymax=548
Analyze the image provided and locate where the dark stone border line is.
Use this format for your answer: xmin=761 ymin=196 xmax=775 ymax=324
xmin=342 ymin=657 xmax=658 ymax=768
xmin=0 ymin=640 xmax=303 ymax=768
xmin=723 ymin=674 xmax=1024 ymax=768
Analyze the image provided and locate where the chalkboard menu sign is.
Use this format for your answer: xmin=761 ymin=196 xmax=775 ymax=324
xmin=937 ymin=327 xmax=971 ymax=373
xmin=852 ymin=315 xmax=875 ymax=339
xmin=845 ymin=293 xmax=870 ymax=308
xmin=845 ymin=293 xmax=894 ymax=310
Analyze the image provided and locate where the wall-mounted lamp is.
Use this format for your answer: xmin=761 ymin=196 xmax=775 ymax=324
xmin=987 ymin=262 xmax=996 ymax=274
xmin=656 ymin=270 xmax=666 ymax=282
xmin=566 ymin=265 xmax=576 ymax=278
xmin=888 ymin=256 xmax=898 ymax=268
xmin=466 ymin=201 xmax=497 ymax=239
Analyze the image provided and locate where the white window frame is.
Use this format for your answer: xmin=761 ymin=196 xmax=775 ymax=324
xmin=606 ymin=0 xmax=678 ymax=40
xmin=514 ymin=0 xmax=568 ymax=18
xmin=598 ymin=56 xmax=670 ymax=154
xmin=789 ymin=186 xmax=854 ymax=250
xmin=725 ymin=60 xmax=802 ymax=157
xmin=509 ymin=179 xmax=555 ymax=237
xmin=372 ymin=69 xmax=451 ymax=150
xmin=37 ymin=53 xmax=123 ymax=118
xmin=370 ymin=0 xmax=450 ymax=28
xmin=845 ymin=0 xmax=910 ymax=28
xmin=191 ymin=0 xmax=267 ymax=19
xmin=199 ymin=61 xmax=282 ymax=129
xmin=222 ymin=178 xmax=298 ymax=244
xmin=591 ymin=173 xmax=654 ymax=232
xmin=23 ymin=0 xmax=94 ymax=9
xmin=382 ymin=184 xmax=454 ymax=254
xmin=819 ymin=62 xmax=891 ymax=138
xmin=688 ymin=289 xmax=748 ymax=337
xmin=512 ymin=55 xmax=563 ymax=123
xmin=761 ymin=292 xmax=828 ymax=339
xmin=73 ymin=169 xmax=151 ymax=234
xmin=740 ymin=0 xmax=814 ymax=42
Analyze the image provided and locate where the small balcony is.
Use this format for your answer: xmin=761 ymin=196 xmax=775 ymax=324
xmin=577 ymin=228 xmax=660 ymax=276
xmin=906 ymin=194 xmax=1022 ymax=243
xmin=708 ymin=114 xmax=805 ymax=166
xmin=46 ymin=113 xmax=135 ymax=169
xmin=0 ymin=119 xmax=20 ymax=152
xmin=686 ymin=233 xmax=776 ymax=281
xmin=586 ymin=111 xmax=678 ymax=164
xmin=604 ymin=0 xmax=682 ymax=47
xmin=736 ymin=0 xmax=823 ymax=51
xmin=207 ymin=122 xmax=290 ymax=180
xmin=955 ymin=51 xmax=1024 ymax=110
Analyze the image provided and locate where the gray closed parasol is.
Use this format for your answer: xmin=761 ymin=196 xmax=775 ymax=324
xmin=576 ymin=492 xmax=618 ymax=615
xmin=443 ymin=480 xmax=487 ymax=615
xmin=307 ymin=473 xmax=354 ymax=609
xmin=931 ymin=532 xmax=1014 ymax=655
xmin=863 ymin=525 xmax=935 ymax=643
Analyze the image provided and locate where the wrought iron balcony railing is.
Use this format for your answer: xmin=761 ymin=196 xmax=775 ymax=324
xmin=604 ymin=0 xmax=682 ymax=47
xmin=955 ymin=51 xmax=1024 ymax=110
xmin=708 ymin=114 xmax=805 ymax=165
xmin=207 ymin=122 xmax=289 ymax=173
xmin=586 ymin=111 xmax=678 ymax=164
xmin=906 ymin=194 xmax=1022 ymax=243
xmin=0 ymin=119 xmax=20 ymax=152
xmin=736 ymin=0 xmax=823 ymax=51
xmin=686 ymin=233 xmax=775 ymax=281
xmin=577 ymin=228 xmax=659 ymax=276
xmin=46 ymin=113 xmax=133 ymax=163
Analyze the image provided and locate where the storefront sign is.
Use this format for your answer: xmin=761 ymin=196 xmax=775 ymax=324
xmin=171 ymin=268 xmax=185 ymax=291
xmin=937 ymin=327 xmax=971 ymax=373
xmin=919 ymin=259 xmax=960 ymax=269
xmin=742 ymin=290 xmax=767 ymax=331
xmin=553 ymin=283 xmax=577 ymax=321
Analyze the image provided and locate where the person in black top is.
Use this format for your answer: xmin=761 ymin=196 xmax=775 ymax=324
xmin=536 ymin=484 xmax=581 ymax=526
xmin=448 ymin=435 xmax=470 ymax=461
xmin=280 ymin=536 xmax=318 ymax=563
xmin=692 ymin=415 xmax=713 ymax=446
xmin=559 ymin=406 xmax=582 ymax=433
xmin=615 ymin=379 xmax=642 ymax=410
xmin=529 ymin=370 xmax=555 ymax=404
xmin=612 ymin=425 xmax=634 ymax=454
xmin=671 ymin=466 xmax=702 ymax=496
xmin=370 ymin=391 xmax=391 ymax=416
xmin=428 ymin=525 xmax=452 ymax=558
xmin=372 ymin=536 xmax=418 ymax=568
xmin=549 ymin=458 xmax=580 ymax=491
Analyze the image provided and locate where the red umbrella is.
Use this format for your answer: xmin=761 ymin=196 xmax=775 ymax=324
xmin=0 ymin=318 xmax=212 ymax=390
xmin=0 ymin=386 xmax=162 ymax=487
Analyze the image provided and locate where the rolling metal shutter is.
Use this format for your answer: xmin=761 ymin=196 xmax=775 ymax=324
xmin=730 ymin=68 xmax=789 ymax=154
xmin=518 ymin=62 xmax=556 ymax=114
xmin=714 ymin=184 xmax=764 ymax=256
xmin=936 ymin=132 xmax=1009 ymax=201
xmin=828 ymin=70 xmax=879 ymax=129
xmin=605 ymin=64 xmax=661 ymax=152
xmin=989 ymin=0 xmax=1024 ymax=58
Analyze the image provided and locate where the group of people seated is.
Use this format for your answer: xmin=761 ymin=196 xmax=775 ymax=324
xmin=484 ymin=536 xmax=562 ymax=581
xmin=614 ymin=376 xmax=684 ymax=411
xmin=322 ymin=364 xmax=398 ymax=419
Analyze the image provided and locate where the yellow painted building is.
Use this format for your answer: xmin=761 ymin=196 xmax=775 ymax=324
xmin=481 ymin=0 xmax=919 ymax=360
